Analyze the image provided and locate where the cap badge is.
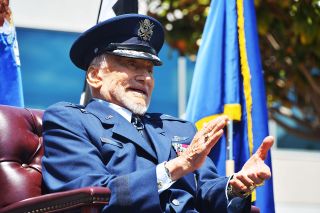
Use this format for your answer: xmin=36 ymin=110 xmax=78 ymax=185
xmin=138 ymin=19 xmax=154 ymax=41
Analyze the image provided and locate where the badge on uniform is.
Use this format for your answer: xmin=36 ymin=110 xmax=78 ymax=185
xmin=172 ymin=142 xmax=189 ymax=156
xmin=138 ymin=19 xmax=154 ymax=41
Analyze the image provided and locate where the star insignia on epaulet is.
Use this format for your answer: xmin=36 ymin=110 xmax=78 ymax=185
xmin=138 ymin=19 xmax=154 ymax=41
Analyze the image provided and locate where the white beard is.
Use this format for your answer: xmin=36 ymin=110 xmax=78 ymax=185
xmin=112 ymin=84 xmax=150 ymax=115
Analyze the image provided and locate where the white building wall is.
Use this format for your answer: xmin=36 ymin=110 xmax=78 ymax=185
xmin=11 ymin=0 xmax=100 ymax=32
xmin=272 ymin=149 xmax=320 ymax=213
xmin=10 ymin=0 xmax=148 ymax=32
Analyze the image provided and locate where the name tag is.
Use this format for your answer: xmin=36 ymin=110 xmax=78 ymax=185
xmin=171 ymin=136 xmax=189 ymax=142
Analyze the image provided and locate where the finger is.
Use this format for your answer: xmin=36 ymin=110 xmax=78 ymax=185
xmin=215 ymin=117 xmax=228 ymax=130
xmin=230 ymin=178 xmax=250 ymax=193
xmin=208 ymin=117 xmax=227 ymax=136
xmin=197 ymin=117 xmax=226 ymax=144
xmin=191 ymin=116 xmax=227 ymax=153
xmin=229 ymin=178 xmax=251 ymax=196
xmin=204 ymin=119 xmax=227 ymax=149
xmin=234 ymin=173 xmax=255 ymax=189
xmin=206 ymin=129 xmax=224 ymax=148
xmin=257 ymin=166 xmax=271 ymax=180
xmin=248 ymin=173 xmax=264 ymax=185
xmin=255 ymin=136 xmax=274 ymax=160
xmin=203 ymin=116 xmax=228 ymax=133
xmin=188 ymin=128 xmax=224 ymax=158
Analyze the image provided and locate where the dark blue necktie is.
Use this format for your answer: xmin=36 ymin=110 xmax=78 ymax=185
xmin=131 ymin=114 xmax=144 ymax=132
xmin=131 ymin=114 xmax=157 ymax=156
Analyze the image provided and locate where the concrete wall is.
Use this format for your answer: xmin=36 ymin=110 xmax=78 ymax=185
xmin=11 ymin=0 xmax=100 ymax=32
xmin=10 ymin=0 xmax=148 ymax=32
xmin=272 ymin=149 xmax=320 ymax=213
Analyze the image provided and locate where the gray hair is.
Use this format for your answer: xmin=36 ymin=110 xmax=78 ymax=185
xmin=85 ymin=54 xmax=109 ymax=98
xmin=87 ymin=54 xmax=108 ymax=70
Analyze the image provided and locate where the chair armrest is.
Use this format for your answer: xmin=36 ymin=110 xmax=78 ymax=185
xmin=0 ymin=187 xmax=110 ymax=213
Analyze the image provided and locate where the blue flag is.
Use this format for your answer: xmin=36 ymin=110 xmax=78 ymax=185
xmin=185 ymin=0 xmax=275 ymax=212
xmin=0 ymin=12 xmax=24 ymax=107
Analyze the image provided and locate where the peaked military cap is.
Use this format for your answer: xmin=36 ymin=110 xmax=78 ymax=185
xmin=70 ymin=14 xmax=165 ymax=71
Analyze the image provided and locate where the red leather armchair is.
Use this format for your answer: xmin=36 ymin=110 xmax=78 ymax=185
xmin=0 ymin=105 xmax=110 ymax=213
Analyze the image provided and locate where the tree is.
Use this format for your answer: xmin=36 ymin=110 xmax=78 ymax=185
xmin=0 ymin=0 xmax=11 ymax=26
xmin=147 ymin=0 xmax=320 ymax=141
xmin=256 ymin=0 xmax=320 ymax=140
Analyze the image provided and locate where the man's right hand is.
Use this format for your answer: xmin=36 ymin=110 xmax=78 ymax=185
xmin=165 ymin=116 xmax=228 ymax=181
xmin=229 ymin=136 xmax=273 ymax=197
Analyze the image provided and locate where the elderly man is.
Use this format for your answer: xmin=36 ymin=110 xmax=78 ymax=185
xmin=42 ymin=14 xmax=273 ymax=213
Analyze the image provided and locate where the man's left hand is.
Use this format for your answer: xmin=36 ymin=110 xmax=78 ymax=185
xmin=229 ymin=136 xmax=274 ymax=198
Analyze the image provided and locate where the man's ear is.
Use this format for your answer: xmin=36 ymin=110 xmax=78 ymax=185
xmin=86 ymin=66 xmax=102 ymax=89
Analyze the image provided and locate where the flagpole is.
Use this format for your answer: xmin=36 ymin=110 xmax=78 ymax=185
xmin=226 ymin=120 xmax=234 ymax=176
xmin=96 ymin=0 xmax=104 ymax=23
xmin=178 ymin=56 xmax=187 ymax=118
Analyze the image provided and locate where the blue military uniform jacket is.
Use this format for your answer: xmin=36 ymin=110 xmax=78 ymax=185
xmin=42 ymin=99 xmax=250 ymax=213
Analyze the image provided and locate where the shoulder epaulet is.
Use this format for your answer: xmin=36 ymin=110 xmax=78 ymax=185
xmin=60 ymin=102 xmax=86 ymax=112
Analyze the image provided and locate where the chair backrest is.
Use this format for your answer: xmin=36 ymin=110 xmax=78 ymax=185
xmin=0 ymin=105 xmax=44 ymax=208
